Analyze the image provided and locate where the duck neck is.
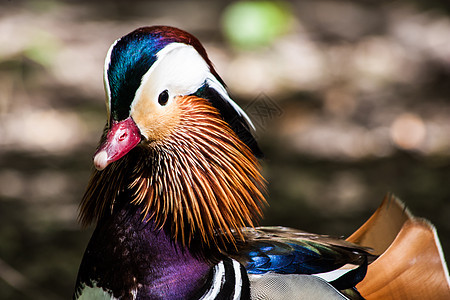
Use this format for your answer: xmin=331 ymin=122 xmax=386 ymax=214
xmin=74 ymin=202 xmax=213 ymax=299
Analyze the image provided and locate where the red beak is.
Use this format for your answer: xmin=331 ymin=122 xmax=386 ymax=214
xmin=93 ymin=117 xmax=141 ymax=171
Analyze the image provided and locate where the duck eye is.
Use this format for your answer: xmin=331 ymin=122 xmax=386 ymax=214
xmin=158 ymin=90 xmax=169 ymax=106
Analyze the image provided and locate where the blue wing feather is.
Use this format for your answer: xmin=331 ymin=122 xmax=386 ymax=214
xmin=233 ymin=227 xmax=371 ymax=276
xmin=230 ymin=227 xmax=371 ymax=293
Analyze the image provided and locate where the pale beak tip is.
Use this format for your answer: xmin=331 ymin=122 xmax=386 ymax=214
xmin=93 ymin=150 xmax=109 ymax=171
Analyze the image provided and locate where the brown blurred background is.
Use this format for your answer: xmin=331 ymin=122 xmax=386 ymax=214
xmin=0 ymin=0 xmax=449 ymax=299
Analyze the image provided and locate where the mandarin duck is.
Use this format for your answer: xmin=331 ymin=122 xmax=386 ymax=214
xmin=73 ymin=26 xmax=450 ymax=300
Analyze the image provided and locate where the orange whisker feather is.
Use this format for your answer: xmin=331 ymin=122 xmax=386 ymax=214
xmin=78 ymin=95 xmax=266 ymax=251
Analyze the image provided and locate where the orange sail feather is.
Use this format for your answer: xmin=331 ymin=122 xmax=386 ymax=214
xmin=348 ymin=195 xmax=450 ymax=299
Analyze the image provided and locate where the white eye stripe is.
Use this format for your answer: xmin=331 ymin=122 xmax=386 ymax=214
xmin=104 ymin=38 xmax=120 ymax=123
xmin=105 ymin=39 xmax=256 ymax=134
xmin=205 ymin=76 xmax=256 ymax=132
xmin=130 ymin=42 xmax=256 ymax=132
xmin=144 ymin=44 xmax=209 ymax=94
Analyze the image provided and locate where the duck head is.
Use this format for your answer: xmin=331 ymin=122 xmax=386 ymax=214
xmin=93 ymin=26 xmax=261 ymax=171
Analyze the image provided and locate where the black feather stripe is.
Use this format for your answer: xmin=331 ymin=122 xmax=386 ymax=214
xmin=215 ymin=259 xmax=236 ymax=299
xmin=329 ymin=256 xmax=368 ymax=291
xmin=240 ymin=263 xmax=251 ymax=300
xmin=197 ymin=258 xmax=250 ymax=300
xmin=194 ymin=85 xmax=263 ymax=158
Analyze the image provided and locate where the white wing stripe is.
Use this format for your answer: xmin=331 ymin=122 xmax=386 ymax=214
xmin=199 ymin=261 xmax=225 ymax=300
xmin=232 ymin=259 xmax=243 ymax=300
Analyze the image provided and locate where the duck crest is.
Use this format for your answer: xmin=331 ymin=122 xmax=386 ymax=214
xmin=79 ymin=95 xmax=267 ymax=251
xmin=106 ymin=26 xmax=224 ymax=121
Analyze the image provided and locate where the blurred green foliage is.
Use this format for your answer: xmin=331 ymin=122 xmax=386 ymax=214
xmin=222 ymin=1 xmax=293 ymax=49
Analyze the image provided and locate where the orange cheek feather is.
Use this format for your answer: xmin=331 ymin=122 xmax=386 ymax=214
xmin=131 ymin=94 xmax=181 ymax=143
